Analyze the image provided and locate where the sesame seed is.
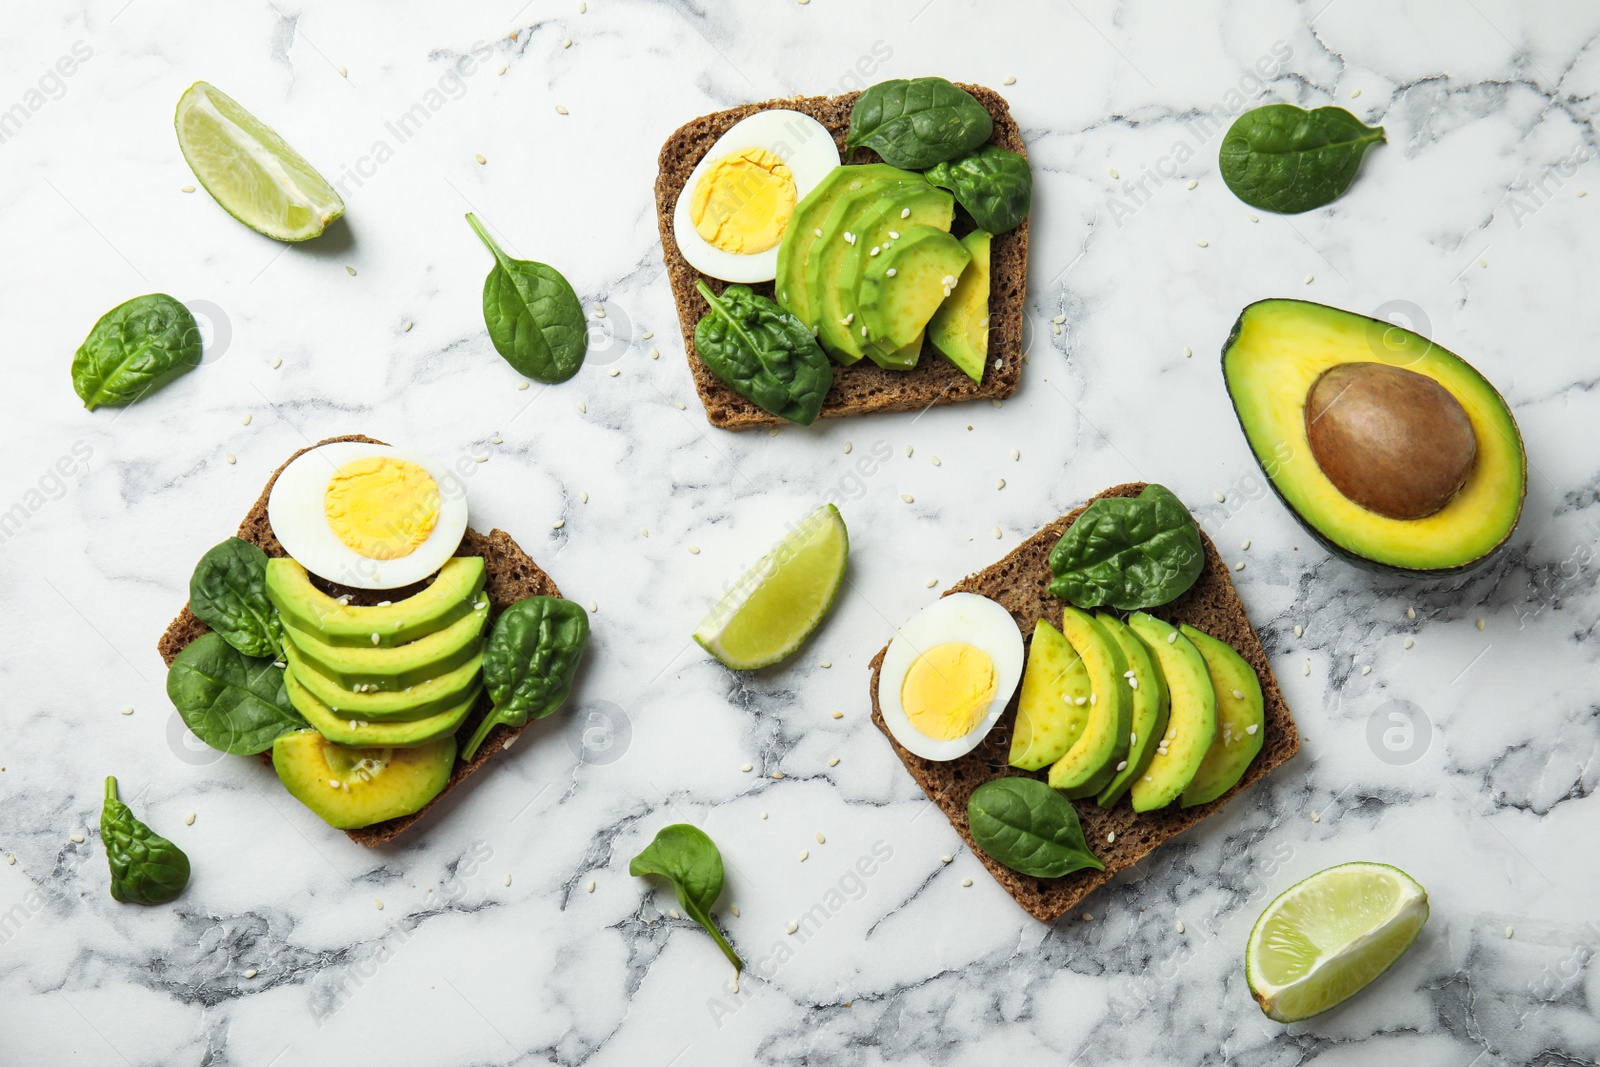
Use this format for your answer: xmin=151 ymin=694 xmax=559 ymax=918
xmin=497 ymin=65 xmax=507 ymax=75
xmin=649 ymin=347 xmax=660 ymax=360
xmin=474 ymin=454 xmax=488 ymax=463
xmin=552 ymin=519 xmax=565 ymax=529
xmin=996 ymin=478 xmax=1006 ymax=490
xmin=180 ymin=184 xmax=196 ymax=193
xmin=673 ymin=400 xmax=685 ymax=409
xmin=962 ymin=878 xmax=974 ymax=887
xmin=555 ymin=105 xmax=569 ymax=115
xmin=1294 ymin=625 xmax=1303 ymax=638
xmin=1130 ymin=732 xmax=1137 ymax=746
xmin=886 ymin=268 xmax=897 ymax=277
xmin=900 ymin=493 xmax=914 ymax=503
xmin=843 ymin=441 xmax=853 ymax=454
xmin=925 ymin=578 xmax=937 ymax=588
xmin=940 ymin=855 xmax=953 ymax=863
xmin=1310 ymin=811 xmax=1320 ymax=822
xmin=519 ymin=381 xmax=530 ymax=390
xmin=843 ymin=231 xmax=855 ymax=244
xmin=931 ymin=455 xmax=941 ymax=466
xmin=1406 ymin=606 xmax=1416 ymax=620
xmin=70 ymin=833 xmax=84 ymax=844
xmin=1303 ymin=661 xmax=1311 ymax=675
xmin=1245 ymin=724 xmax=1258 ymax=735
xmin=608 ymin=368 xmax=620 ymax=377
xmin=588 ymin=600 xmax=598 ymax=612
xmin=244 ymin=968 xmax=258 ymax=979
xmin=475 ymin=153 xmax=487 ymax=165
xmin=504 ymin=874 xmax=512 ymax=886
xmin=730 ymin=904 xmax=740 ymax=917
xmin=1002 ymin=75 xmax=1016 ymax=85
xmin=1108 ymin=167 xmax=1119 ymax=179
xmin=271 ymin=358 xmax=282 ymax=369
xmin=225 ymin=451 xmax=236 ymax=465
xmin=901 ymin=207 xmax=911 ymax=218
xmin=1175 ymin=920 xmax=1186 ymax=933
xmin=1167 ymin=632 xmax=1177 ymax=643
xmin=345 ymin=265 xmax=357 ymax=276
xmin=904 ymin=444 xmax=914 ymax=457
xmin=374 ymin=898 xmax=384 ymax=910
xmin=586 ymin=881 xmax=596 ymax=893
xmin=1476 ymin=617 xmax=1486 ymax=631
xmin=1242 ymin=539 xmax=1251 ymax=550
xmin=563 ymin=38 xmax=573 ymax=48
xmin=869 ymin=246 xmax=880 ymax=256
xmin=184 ymin=813 xmax=196 ymax=826
xmin=831 ymin=710 xmax=843 ymax=719
xmin=1075 ymin=696 xmax=1087 ymax=707
xmin=1235 ymin=561 xmax=1245 ymax=571
xmin=816 ymin=832 xmax=826 ymax=844
xmin=787 ymin=921 xmax=799 ymax=934
xmin=1081 ymin=913 xmax=1093 ymax=921
xmin=1361 ymin=665 xmax=1372 ymax=675
xmin=888 ymin=231 xmax=900 ymax=239
xmin=669 ymin=909 xmax=680 ymax=919
xmin=1011 ymin=449 xmax=1020 ymax=460
xmin=1186 ymin=179 xmax=1198 ymax=190
xmin=828 ymin=757 xmax=840 ymax=767
xmin=820 ymin=661 xmax=832 ymax=668
xmin=1129 ymin=677 xmax=1139 ymax=689
xmin=772 ymin=771 xmax=784 ymax=779
xmin=1403 ymin=638 xmax=1415 ymax=650
xmin=800 ymin=849 xmax=811 ymax=861
xmin=993 ymin=526 xmax=1002 ymax=538
xmin=761 ymin=812 xmax=768 ymax=819
xmin=1506 ymin=926 xmax=1514 ymax=938
xmin=1106 ymin=831 xmax=1115 ymax=844
xmin=119 ymin=707 xmax=133 ymax=716
xmin=741 ymin=763 xmax=753 ymax=773
xmin=687 ymin=545 xmax=700 ymax=554
xmin=1196 ymin=239 xmax=1209 ymax=247
xmin=1213 ymin=489 xmax=1225 ymax=502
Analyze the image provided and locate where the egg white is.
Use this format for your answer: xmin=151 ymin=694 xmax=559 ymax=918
xmin=267 ymin=442 xmax=469 ymax=590
xmin=672 ymin=109 xmax=841 ymax=283
xmin=878 ymin=593 xmax=1025 ymax=762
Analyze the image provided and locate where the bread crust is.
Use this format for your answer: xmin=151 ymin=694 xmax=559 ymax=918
xmin=868 ymin=484 xmax=1301 ymax=922
xmin=655 ymin=83 xmax=1028 ymax=430
xmin=156 ymin=435 xmax=563 ymax=847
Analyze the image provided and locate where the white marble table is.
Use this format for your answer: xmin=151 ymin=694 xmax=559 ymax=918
xmin=2 ymin=1 xmax=1597 ymax=1063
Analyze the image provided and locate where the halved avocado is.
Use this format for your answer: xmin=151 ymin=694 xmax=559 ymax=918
xmin=284 ymin=641 xmax=484 ymax=721
xmin=1008 ymin=619 xmax=1094 ymax=771
xmin=280 ymin=594 xmax=489 ymax=692
xmin=1046 ymin=608 xmax=1131 ymax=798
xmin=272 ymin=728 xmax=455 ymax=829
xmin=285 ymin=669 xmax=479 ymax=748
xmin=1222 ymin=299 xmax=1525 ymax=575
xmin=265 ymin=556 xmax=486 ymax=647
xmin=1178 ymin=624 xmax=1264 ymax=807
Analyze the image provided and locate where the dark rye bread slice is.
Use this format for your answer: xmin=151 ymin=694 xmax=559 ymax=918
xmin=157 ymin=435 xmax=562 ymax=847
xmin=869 ymin=483 xmax=1300 ymax=923
xmin=655 ymin=83 xmax=1028 ymax=430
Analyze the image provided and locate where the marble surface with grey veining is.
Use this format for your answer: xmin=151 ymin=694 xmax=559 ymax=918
xmin=1 ymin=0 xmax=1598 ymax=1064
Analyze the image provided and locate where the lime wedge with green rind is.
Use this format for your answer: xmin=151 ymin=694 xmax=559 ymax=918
xmin=175 ymin=81 xmax=344 ymax=242
xmin=694 ymin=504 xmax=848 ymax=670
xmin=1247 ymin=861 xmax=1429 ymax=1022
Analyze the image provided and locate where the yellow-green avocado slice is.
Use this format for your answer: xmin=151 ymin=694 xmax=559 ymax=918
xmin=1178 ymin=624 xmax=1265 ymax=807
xmin=265 ymin=555 xmax=486 ymax=647
xmin=272 ymin=728 xmax=455 ymax=829
xmin=1008 ymin=619 xmax=1094 ymax=771
xmin=284 ymin=641 xmax=484 ymax=721
xmin=1094 ymin=613 xmax=1171 ymax=808
xmin=1221 ymin=299 xmax=1525 ymax=574
xmin=285 ymin=669 xmax=479 ymax=748
xmin=1046 ymin=608 xmax=1131 ymax=798
xmin=1126 ymin=613 xmax=1215 ymax=812
xmin=280 ymin=594 xmax=489 ymax=692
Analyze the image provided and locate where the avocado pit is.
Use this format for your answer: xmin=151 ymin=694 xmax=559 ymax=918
xmin=1304 ymin=362 xmax=1477 ymax=521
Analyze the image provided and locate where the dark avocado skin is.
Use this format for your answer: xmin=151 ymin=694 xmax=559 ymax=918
xmin=1219 ymin=299 xmax=1527 ymax=578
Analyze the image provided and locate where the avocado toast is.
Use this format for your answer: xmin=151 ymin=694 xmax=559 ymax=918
xmin=655 ymin=84 xmax=1029 ymax=430
xmin=868 ymin=483 xmax=1300 ymax=922
xmin=157 ymin=435 xmax=567 ymax=847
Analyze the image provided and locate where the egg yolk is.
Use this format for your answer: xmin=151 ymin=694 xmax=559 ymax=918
xmin=900 ymin=642 xmax=998 ymax=741
xmin=690 ymin=147 xmax=796 ymax=254
xmin=323 ymin=457 xmax=441 ymax=561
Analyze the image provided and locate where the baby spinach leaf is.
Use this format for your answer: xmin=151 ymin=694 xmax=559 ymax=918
xmin=466 ymin=213 xmax=587 ymax=383
xmin=71 ymin=294 xmax=202 ymax=411
xmin=101 ymin=776 xmax=191 ymax=905
xmin=629 ymin=824 xmax=742 ymax=974
xmin=967 ymin=777 xmax=1104 ymax=879
xmin=845 ymin=77 xmax=994 ymax=170
xmin=462 ymin=596 xmax=590 ymax=761
xmin=167 ymin=633 xmax=304 ymax=755
xmin=1048 ymin=484 xmax=1204 ymax=611
xmin=925 ymin=145 xmax=1032 ymax=234
xmin=1219 ymin=104 xmax=1385 ymax=214
xmin=693 ymin=280 xmax=832 ymax=426
xmin=188 ymin=538 xmax=283 ymax=659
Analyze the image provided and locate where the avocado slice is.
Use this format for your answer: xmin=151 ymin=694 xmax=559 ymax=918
xmin=928 ymin=229 xmax=992 ymax=382
xmin=1178 ymin=624 xmax=1265 ymax=807
xmin=807 ymin=178 xmax=945 ymax=362
xmin=280 ymin=595 xmax=489 ymax=692
xmin=265 ymin=555 xmax=486 ymax=648
xmin=1222 ymin=299 xmax=1525 ymax=574
xmin=1008 ymin=619 xmax=1094 ymax=771
xmin=1046 ymin=608 xmax=1131 ymax=798
xmin=829 ymin=185 xmax=954 ymax=362
xmin=272 ymin=728 xmax=455 ymax=829
xmin=285 ymin=669 xmax=479 ymax=748
xmin=1094 ymin=613 xmax=1171 ymax=808
xmin=1126 ymin=613 xmax=1216 ymax=812
xmin=284 ymin=641 xmax=484 ymax=721
xmin=777 ymin=163 xmax=921 ymax=330
xmin=856 ymin=226 xmax=972 ymax=361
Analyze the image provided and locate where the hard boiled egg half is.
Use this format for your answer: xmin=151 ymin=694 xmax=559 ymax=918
xmin=878 ymin=593 xmax=1025 ymax=761
xmin=267 ymin=442 xmax=468 ymax=590
xmin=673 ymin=109 xmax=840 ymax=283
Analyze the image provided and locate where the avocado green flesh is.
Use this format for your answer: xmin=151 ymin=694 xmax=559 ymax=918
xmin=284 ymin=642 xmax=484 ymax=721
xmin=833 ymin=187 xmax=954 ymax=359
xmin=928 ymin=229 xmax=992 ymax=382
xmin=807 ymin=176 xmax=932 ymax=361
xmin=1095 ymin=614 xmax=1171 ymax=808
xmin=1179 ymin=625 xmax=1265 ymax=807
xmin=1009 ymin=620 xmax=1094 ymax=771
xmin=265 ymin=556 xmax=486 ymax=647
xmin=777 ymin=164 xmax=920 ymax=329
xmin=857 ymin=226 xmax=971 ymax=358
xmin=1222 ymin=299 xmax=1525 ymax=574
xmin=1047 ymin=608 xmax=1131 ymax=796
xmin=286 ymin=670 xmax=479 ymax=748
xmin=272 ymin=728 xmax=455 ymax=829
xmin=281 ymin=598 xmax=488 ymax=692
xmin=1126 ymin=613 xmax=1216 ymax=812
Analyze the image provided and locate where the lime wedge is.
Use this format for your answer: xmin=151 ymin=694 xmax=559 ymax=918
xmin=175 ymin=81 xmax=344 ymax=242
xmin=694 ymin=504 xmax=848 ymax=670
xmin=1247 ymin=861 xmax=1429 ymax=1022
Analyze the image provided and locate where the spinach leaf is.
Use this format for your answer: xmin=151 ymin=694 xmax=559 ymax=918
xmin=925 ymin=145 xmax=1032 ymax=234
xmin=101 ymin=776 xmax=191 ymax=905
xmin=629 ymin=824 xmax=742 ymax=974
xmin=693 ymin=280 xmax=832 ymax=426
xmin=1048 ymin=484 xmax=1204 ymax=611
xmin=465 ymin=213 xmax=587 ymax=383
xmin=1219 ymin=104 xmax=1385 ymax=214
xmin=462 ymin=596 xmax=590 ymax=760
xmin=188 ymin=538 xmax=283 ymax=659
xmin=167 ymin=633 xmax=304 ymax=755
xmin=71 ymin=294 xmax=202 ymax=411
xmin=967 ymin=777 xmax=1104 ymax=879
xmin=845 ymin=77 xmax=993 ymax=170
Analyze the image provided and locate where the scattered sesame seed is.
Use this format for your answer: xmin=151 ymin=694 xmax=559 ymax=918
xmin=553 ymin=519 xmax=565 ymax=529
xmin=741 ymin=763 xmax=753 ymax=773
xmin=816 ymin=832 xmax=826 ymax=844
xmin=787 ymin=921 xmax=799 ymax=934
xmin=180 ymin=184 xmax=196 ymax=193
xmin=1403 ymin=638 xmax=1415 ymax=650
xmin=475 ymin=153 xmax=487 ymax=165
xmin=649 ymin=347 xmax=660 ymax=360
xmin=730 ymin=904 xmax=740 ymax=917
xmin=940 ymin=855 xmax=953 ymax=863
xmin=905 ymin=445 xmax=914 ymax=457
xmin=673 ymin=401 xmax=685 ymax=409
xmin=1108 ymin=167 xmax=1119 ymax=179
xmin=993 ymin=526 xmax=1002 ymax=538
xmin=1302 ymin=661 xmax=1311 ymax=676
xmin=244 ymin=968 xmax=258 ymax=979
xmin=962 ymin=878 xmax=974 ymax=887
xmin=119 ymin=707 xmax=133 ymax=716
xmin=1310 ymin=811 xmax=1320 ymax=823
xmin=1235 ymin=561 xmax=1245 ymax=571
xmin=1213 ymin=489 xmax=1225 ymax=502
xmin=375 ymin=898 xmax=385 ymax=910
xmin=996 ymin=478 xmax=1006 ymax=490
xmin=497 ymin=65 xmax=507 ymax=75
xmin=225 ymin=451 xmax=237 ymax=465
xmin=578 ymin=1 xmax=586 ymax=11
xmin=1167 ymin=632 xmax=1177 ymax=643
xmin=1245 ymin=723 xmax=1258 ymax=735
xmin=669 ymin=909 xmax=681 ymax=920
xmin=901 ymin=207 xmax=911 ymax=218
xmin=345 ymin=265 xmax=357 ymax=276
xmin=772 ymin=772 xmax=785 ymax=780
xmin=588 ymin=600 xmax=598 ymax=612
xmin=761 ymin=811 xmax=768 ymax=819
xmin=827 ymin=757 xmax=840 ymax=767
xmin=504 ymin=874 xmax=512 ymax=887
xmin=885 ymin=267 xmax=897 ymax=277
xmin=555 ymin=105 xmax=569 ymax=115
xmin=900 ymin=493 xmax=914 ymax=503
xmin=1406 ymin=605 xmax=1416 ymax=620
xmin=1294 ymin=625 xmax=1303 ymax=637
xmin=577 ymin=401 xmax=586 ymax=413
xmin=831 ymin=710 xmax=843 ymax=719
xmin=587 ymin=880 xmax=596 ymax=893
xmin=1011 ymin=449 xmax=1020 ymax=461
xmin=1175 ymin=920 xmax=1185 ymax=933
xmin=1506 ymin=926 xmax=1514 ymax=938
xmin=1186 ymin=179 xmax=1198 ymax=190
xmin=1185 ymin=346 xmax=1194 ymax=358
xmin=1081 ymin=913 xmax=1093 ymax=921
xmin=519 ymin=381 xmax=530 ymax=390
xmin=930 ymin=455 xmax=941 ymax=466
xmin=925 ymin=578 xmax=938 ymax=588
xmin=1361 ymin=665 xmax=1372 ymax=675
xmin=271 ymin=358 xmax=282 ymax=369
xmin=1196 ymin=239 xmax=1209 ymax=248
xmin=608 ymin=368 xmax=620 ymax=377
xmin=473 ymin=454 xmax=488 ymax=463
xmin=69 ymin=833 xmax=84 ymax=844
xmin=1477 ymin=618 xmax=1485 ymax=631
xmin=820 ymin=661 xmax=831 ymax=668
xmin=1106 ymin=831 xmax=1115 ymax=844
xmin=642 ymin=330 xmax=654 ymax=340
xmin=687 ymin=545 xmax=700 ymax=554
xmin=1232 ymin=689 xmax=1245 ymax=700
xmin=185 ymin=813 xmax=196 ymax=826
